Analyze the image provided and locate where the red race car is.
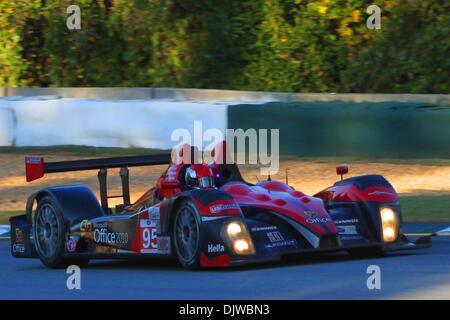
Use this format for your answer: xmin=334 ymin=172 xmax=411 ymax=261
xmin=10 ymin=141 xmax=431 ymax=269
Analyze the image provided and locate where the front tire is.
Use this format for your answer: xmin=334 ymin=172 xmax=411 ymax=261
xmin=173 ymin=200 xmax=201 ymax=270
xmin=34 ymin=196 xmax=89 ymax=268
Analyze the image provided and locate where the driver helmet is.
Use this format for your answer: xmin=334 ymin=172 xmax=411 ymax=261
xmin=185 ymin=164 xmax=215 ymax=189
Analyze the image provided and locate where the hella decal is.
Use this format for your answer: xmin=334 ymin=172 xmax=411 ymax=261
xmin=208 ymin=244 xmax=225 ymax=253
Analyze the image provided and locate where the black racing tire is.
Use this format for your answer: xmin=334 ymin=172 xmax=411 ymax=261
xmin=173 ymin=199 xmax=201 ymax=270
xmin=347 ymin=246 xmax=383 ymax=258
xmin=34 ymin=196 xmax=89 ymax=268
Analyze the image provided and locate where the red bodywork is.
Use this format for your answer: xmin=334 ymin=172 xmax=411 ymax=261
xmin=222 ymin=182 xmax=336 ymax=236
xmin=315 ymin=184 xmax=399 ymax=203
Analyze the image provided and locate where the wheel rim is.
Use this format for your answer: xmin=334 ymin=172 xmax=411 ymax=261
xmin=175 ymin=205 xmax=199 ymax=262
xmin=35 ymin=204 xmax=60 ymax=258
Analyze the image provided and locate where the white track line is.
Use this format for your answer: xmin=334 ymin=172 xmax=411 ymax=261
xmin=438 ymin=226 xmax=450 ymax=234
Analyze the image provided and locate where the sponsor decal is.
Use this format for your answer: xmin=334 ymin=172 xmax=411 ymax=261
xmin=148 ymin=207 xmax=160 ymax=221
xmin=93 ymin=222 xmax=107 ymax=228
xmin=26 ymin=157 xmax=42 ymax=164
xmin=304 ymin=211 xmax=332 ymax=224
xmin=201 ymin=216 xmax=228 ymax=222
xmin=140 ymin=219 xmax=154 ymax=227
xmin=335 ymin=219 xmax=359 ymax=225
xmin=15 ymin=228 xmax=24 ymax=243
xmin=143 ymin=210 xmax=161 ymax=233
xmin=157 ymin=237 xmax=171 ymax=254
xmin=210 ymin=203 xmax=239 ymax=214
xmin=267 ymin=231 xmax=284 ymax=242
xmin=80 ymin=219 xmax=92 ymax=232
xmin=304 ymin=211 xmax=321 ymax=218
xmin=67 ymin=237 xmax=77 ymax=252
xmin=306 ymin=217 xmax=332 ymax=224
xmin=251 ymin=226 xmax=278 ymax=232
xmin=265 ymin=239 xmax=297 ymax=249
xmin=12 ymin=243 xmax=25 ymax=253
xmin=95 ymin=246 xmax=118 ymax=254
xmin=208 ymin=244 xmax=225 ymax=253
xmin=93 ymin=226 xmax=129 ymax=245
xmin=166 ymin=166 xmax=179 ymax=182
xmin=336 ymin=225 xmax=358 ymax=235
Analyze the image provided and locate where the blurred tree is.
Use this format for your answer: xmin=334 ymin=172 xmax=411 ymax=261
xmin=0 ymin=0 xmax=447 ymax=93
xmin=0 ymin=1 xmax=42 ymax=86
xmin=343 ymin=0 xmax=450 ymax=93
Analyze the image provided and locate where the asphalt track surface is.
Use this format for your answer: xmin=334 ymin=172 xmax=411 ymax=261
xmin=0 ymin=237 xmax=449 ymax=300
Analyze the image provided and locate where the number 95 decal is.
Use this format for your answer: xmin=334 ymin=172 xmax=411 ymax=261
xmin=140 ymin=220 xmax=158 ymax=253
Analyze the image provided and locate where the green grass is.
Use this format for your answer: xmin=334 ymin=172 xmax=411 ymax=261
xmin=400 ymin=195 xmax=450 ymax=223
xmin=283 ymin=155 xmax=450 ymax=166
xmin=0 ymin=195 xmax=448 ymax=225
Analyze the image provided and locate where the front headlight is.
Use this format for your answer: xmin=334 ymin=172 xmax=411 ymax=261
xmin=225 ymin=220 xmax=255 ymax=255
xmin=227 ymin=222 xmax=242 ymax=237
xmin=380 ymin=207 xmax=399 ymax=242
xmin=233 ymin=239 xmax=250 ymax=253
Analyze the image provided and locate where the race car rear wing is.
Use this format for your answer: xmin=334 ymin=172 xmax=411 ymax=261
xmin=25 ymin=154 xmax=171 ymax=212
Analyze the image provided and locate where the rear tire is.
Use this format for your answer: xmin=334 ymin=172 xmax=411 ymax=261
xmin=173 ymin=200 xmax=201 ymax=270
xmin=34 ymin=196 xmax=89 ymax=268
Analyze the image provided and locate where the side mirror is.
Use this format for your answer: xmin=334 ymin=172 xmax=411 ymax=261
xmin=336 ymin=165 xmax=348 ymax=181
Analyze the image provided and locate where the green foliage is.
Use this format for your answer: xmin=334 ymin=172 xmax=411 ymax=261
xmin=0 ymin=0 xmax=448 ymax=92
xmin=0 ymin=1 xmax=41 ymax=86
xmin=343 ymin=0 xmax=450 ymax=93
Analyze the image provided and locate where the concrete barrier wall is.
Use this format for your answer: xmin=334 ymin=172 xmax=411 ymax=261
xmin=0 ymin=98 xmax=227 ymax=149
xmin=1 ymin=87 xmax=449 ymax=104
xmin=0 ymin=88 xmax=449 ymax=158
xmin=0 ymin=108 xmax=15 ymax=146
xmin=2 ymin=87 xmax=153 ymax=100
xmin=228 ymin=101 xmax=450 ymax=158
